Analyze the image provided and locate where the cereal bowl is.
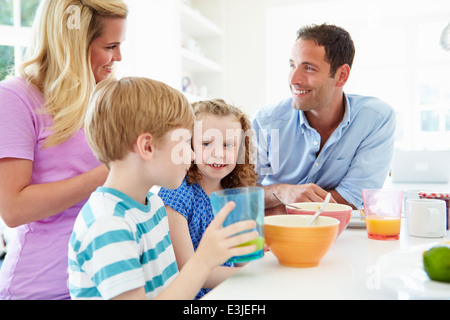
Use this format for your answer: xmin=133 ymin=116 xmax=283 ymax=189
xmin=264 ymin=215 xmax=339 ymax=268
xmin=285 ymin=202 xmax=352 ymax=237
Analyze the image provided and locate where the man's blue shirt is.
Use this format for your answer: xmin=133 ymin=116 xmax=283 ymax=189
xmin=252 ymin=93 xmax=395 ymax=208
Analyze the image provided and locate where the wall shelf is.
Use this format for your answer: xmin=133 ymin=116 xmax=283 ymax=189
xmin=118 ymin=0 xmax=225 ymax=103
xmin=180 ymin=47 xmax=223 ymax=74
xmin=178 ymin=0 xmax=225 ymax=101
xmin=180 ymin=3 xmax=223 ymax=38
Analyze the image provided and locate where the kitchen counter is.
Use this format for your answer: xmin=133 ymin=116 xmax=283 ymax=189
xmin=202 ymin=221 xmax=450 ymax=300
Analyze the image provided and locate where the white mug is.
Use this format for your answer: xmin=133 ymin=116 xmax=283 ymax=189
xmin=406 ymin=199 xmax=446 ymax=238
xmin=403 ymin=190 xmax=421 ymax=212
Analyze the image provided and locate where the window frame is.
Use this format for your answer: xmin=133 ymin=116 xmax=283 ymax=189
xmin=0 ymin=0 xmax=39 ymax=77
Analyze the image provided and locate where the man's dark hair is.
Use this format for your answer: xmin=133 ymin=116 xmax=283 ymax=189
xmin=296 ymin=23 xmax=355 ymax=76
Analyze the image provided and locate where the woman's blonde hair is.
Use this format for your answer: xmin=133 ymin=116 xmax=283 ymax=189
xmin=20 ymin=0 xmax=128 ymax=147
xmin=85 ymin=77 xmax=194 ymax=166
xmin=187 ymin=99 xmax=257 ymax=189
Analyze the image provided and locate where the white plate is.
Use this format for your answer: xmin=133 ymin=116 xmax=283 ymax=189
xmin=377 ymin=243 xmax=450 ymax=299
xmin=348 ymin=210 xmax=366 ymax=228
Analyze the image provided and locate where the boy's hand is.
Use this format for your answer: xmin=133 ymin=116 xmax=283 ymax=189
xmin=194 ymin=201 xmax=259 ymax=270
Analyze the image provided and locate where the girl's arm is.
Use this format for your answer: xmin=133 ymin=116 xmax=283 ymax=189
xmin=166 ymin=206 xmax=240 ymax=289
xmin=0 ymin=158 xmax=108 ymax=227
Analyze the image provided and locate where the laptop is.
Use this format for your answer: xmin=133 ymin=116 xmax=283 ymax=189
xmin=390 ymin=149 xmax=450 ymax=183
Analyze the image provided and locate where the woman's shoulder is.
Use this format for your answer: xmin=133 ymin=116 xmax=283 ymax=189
xmin=1 ymin=76 xmax=31 ymax=94
xmin=0 ymin=76 xmax=43 ymax=109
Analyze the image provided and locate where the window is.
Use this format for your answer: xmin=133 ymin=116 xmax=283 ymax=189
xmin=266 ymin=0 xmax=450 ymax=151
xmin=412 ymin=20 xmax=450 ymax=150
xmin=0 ymin=46 xmax=14 ymax=80
xmin=0 ymin=0 xmax=14 ymax=26
xmin=0 ymin=0 xmax=41 ymax=81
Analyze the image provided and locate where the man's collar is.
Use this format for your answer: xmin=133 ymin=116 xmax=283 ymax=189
xmin=297 ymin=92 xmax=351 ymax=133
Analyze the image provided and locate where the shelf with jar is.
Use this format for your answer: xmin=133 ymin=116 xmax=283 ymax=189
xmin=178 ymin=0 xmax=225 ymax=102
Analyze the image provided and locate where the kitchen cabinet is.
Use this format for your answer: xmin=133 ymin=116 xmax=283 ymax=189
xmin=119 ymin=0 xmax=225 ymax=102
xmin=179 ymin=0 xmax=225 ymax=102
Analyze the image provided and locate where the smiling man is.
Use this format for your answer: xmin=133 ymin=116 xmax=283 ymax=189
xmin=253 ymin=23 xmax=395 ymax=213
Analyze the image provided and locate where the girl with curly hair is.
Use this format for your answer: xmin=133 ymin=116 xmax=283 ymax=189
xmin=159 ymin=99 xmax=257 ymax=299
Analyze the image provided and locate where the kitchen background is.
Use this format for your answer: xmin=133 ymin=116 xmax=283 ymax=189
xmin=1 ymin=0 xmax=450 ymax=151
xmin=1 ymin=0 xmax=450 ymax=258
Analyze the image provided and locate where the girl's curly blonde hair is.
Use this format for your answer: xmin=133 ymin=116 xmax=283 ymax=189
xmin=187 ymin=99 xmax=257 ymax=189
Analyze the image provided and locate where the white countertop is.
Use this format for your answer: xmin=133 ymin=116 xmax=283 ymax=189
xmin=203 ymin=180 xmax=450 ymax=300
xmin=202 ymin=221 xmax=450 ymax=300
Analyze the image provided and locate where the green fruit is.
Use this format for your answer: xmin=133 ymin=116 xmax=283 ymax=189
xmin=423 ymin=244 xmax=450 ymax=283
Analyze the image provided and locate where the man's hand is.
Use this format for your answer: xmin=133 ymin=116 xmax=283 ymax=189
xmin=262 ymin=184 xmax=355 ymax=214
xmin=264 ymin=183 xmax=333 ymax=208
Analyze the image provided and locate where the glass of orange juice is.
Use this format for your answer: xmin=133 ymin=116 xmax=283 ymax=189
xmin=362 ymin=189 xmax=403 ymax=240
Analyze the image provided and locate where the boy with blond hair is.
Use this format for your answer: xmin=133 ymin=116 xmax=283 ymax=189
xmin=68 ymin=77 xmax=258 ymax=300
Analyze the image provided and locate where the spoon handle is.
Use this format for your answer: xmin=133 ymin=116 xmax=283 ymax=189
xmin=308 ymin=193 xmax=331 ymax=226
xmin=272 ymin=193 xmax=303 ymax=210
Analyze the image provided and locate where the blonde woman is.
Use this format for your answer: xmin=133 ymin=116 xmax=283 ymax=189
xmin=0 ymin=0 xmax=127 ymax=299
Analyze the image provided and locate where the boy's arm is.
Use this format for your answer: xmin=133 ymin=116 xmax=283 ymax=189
xmin=110 ymin=254 xmax=215 ymax=300
xmin=112 ymin=287 xmax=146 ymax=300
xmin=157 ymin=202 xmax=258 ymax=300
xmin=154 ymin=253 xmax=211 ymax=300
xmin=112 ymin=202 xmax=258 ymax=300
xmin=166 ymin=206 xmax=241 ymax=290
xmin=109 ymin=256 xmax=209 ymax=300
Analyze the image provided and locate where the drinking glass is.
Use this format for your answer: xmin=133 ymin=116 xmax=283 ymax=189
xmin=210 ymin=187 xmax=265 ymax=263
xmin=362 ymin=189 xmax=403 ymax=240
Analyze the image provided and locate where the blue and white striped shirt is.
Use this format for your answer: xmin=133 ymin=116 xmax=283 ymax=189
xmin=68 ymin=187 xmax=178 ymax=300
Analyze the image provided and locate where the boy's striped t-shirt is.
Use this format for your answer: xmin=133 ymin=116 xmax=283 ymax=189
xmin=68 ymin=187 xmax=178 ymax=300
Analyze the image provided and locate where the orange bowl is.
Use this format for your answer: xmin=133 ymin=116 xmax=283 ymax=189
xmin=264 ymin=215 xmax=339 ymax=268
xmin=285 ymin=202 xmax=352 ymax=238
